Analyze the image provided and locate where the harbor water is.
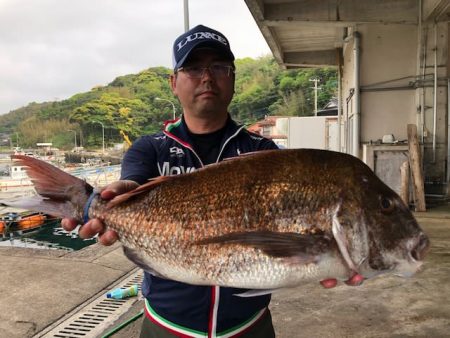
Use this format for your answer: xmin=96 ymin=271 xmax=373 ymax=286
xmin=0 ymin=220 xmax=96 ymax=251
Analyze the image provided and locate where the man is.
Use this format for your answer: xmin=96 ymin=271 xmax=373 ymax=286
xmin=63 ymin=25 xmax=278 ymax=337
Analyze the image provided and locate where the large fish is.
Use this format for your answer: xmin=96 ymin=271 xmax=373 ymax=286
xmin=2 ymin=150 xmax=429 ymax=290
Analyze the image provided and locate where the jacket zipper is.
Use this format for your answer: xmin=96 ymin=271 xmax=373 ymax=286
xmin=164 ymin=125 xmax=246 ymax=167
xmin=163 ymin=131 xmax=205 ymax=167
xmin=163 ymin=123 xmax=246 ymax=337
xmin=215 ymin=126 xmax=245 ymax=163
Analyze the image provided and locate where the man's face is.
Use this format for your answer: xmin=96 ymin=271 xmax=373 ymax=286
xmin=170 ymin=48 xmax=235 ymax=120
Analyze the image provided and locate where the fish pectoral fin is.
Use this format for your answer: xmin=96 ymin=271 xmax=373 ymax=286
xmin=233 ymin=289 xmax=279 ymax=297
xmin=196 ymin=231 xmax=332 ymax=260
xmin=122 ymin=246 xmax=165 ymax=278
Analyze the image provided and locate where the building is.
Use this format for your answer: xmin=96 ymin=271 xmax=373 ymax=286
xmin=248 ymin=115 xmax=288 ymax=147
xmin=249 ymin=113 xmax=339 ymax=151
xmin=245 ymin=0 xmax=450 ymax=199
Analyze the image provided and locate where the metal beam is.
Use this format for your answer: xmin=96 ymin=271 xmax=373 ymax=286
xmin=261 ymin=19 xmax=417 ymax=28
xmin=263 ymin=0 xmax=418 ymax=25
xmin=423 ymin=0 xmax=450 ymax=22
xmin=284 ymin=50 xmax=339 ymax=67
xmin=245 ymin=0 xmax=286 ymax=68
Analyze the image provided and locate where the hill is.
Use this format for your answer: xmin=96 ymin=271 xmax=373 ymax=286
xmin=0 ymin=57 xmax=336 ymax=149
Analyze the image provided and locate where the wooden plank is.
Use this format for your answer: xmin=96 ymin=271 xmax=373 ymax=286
xmin=400 ymin=161 xmax=410 ymax=206
xmin=407 ymin=124 xmax=426 ymax=211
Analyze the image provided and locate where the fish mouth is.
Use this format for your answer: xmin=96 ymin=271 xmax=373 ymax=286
xmin=356 ymin=257 xmax=425 ymax=281
xmin=357 ymin=232 xmax=430 ymax=280
xmin=408 ymin=232 xmax=430 ymax=262
xmin=359 ymin=237 xmax=429 ymax=280
xmin=392 ymin=233 xmax=429 ymax=278
xmin=393 ymin=260 xmax=424 ymax=278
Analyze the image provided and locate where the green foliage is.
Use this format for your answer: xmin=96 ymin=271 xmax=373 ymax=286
xmin=230 ymin=57 xmax=337 ymax=123
xmin=17 ymin=118 xmax=76 ymax=149
xmin=0 ymin=60 xmax=337 ymax=148
xmin=71 ymin=92 xmax=150 ymax=137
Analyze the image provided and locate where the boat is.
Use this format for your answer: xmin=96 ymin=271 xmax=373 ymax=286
xmin=0 ymin=163 xmax=34 ymax=193
xmin=18 ymin=213 xmax=47 ymax=229
xmin=1 ymin=155 xmax=120 ymax=197
xmin=0 ymin=211 xmax=48 ymax=236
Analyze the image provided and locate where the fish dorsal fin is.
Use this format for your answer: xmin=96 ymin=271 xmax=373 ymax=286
xmin=107 ymin=175 xmax=173 ymax=208
xmin=221 ymin=150 xmax=270 ymax=162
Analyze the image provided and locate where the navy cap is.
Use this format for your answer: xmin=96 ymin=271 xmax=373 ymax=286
xmin=172 ymin=25 xmax=235 ymax=71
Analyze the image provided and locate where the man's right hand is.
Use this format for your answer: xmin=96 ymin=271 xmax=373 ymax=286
xmin=61 ymin=180 xmax=139 ymax=246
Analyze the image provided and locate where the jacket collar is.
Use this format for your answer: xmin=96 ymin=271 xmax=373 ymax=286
xmin=163 ymin=114 xmax=244 ymax=150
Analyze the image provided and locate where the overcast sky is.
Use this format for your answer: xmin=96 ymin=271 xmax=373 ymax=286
xmin=0 ymin=0 xmax=271 ymax=115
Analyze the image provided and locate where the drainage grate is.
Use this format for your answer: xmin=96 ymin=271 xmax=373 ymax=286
xmin=36 ymin=269 xmax=143 ymax=338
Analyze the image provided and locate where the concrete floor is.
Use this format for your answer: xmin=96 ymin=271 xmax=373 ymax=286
xmin=0 ymin=207 xmax=448 ymax=338
xmin=106 ymin=208 xmax=450 ymax=338
xmin=0 ymin=242 xmax=136 ymax=338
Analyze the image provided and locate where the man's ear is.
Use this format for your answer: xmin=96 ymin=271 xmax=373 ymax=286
xmin=170 ymin=74 xmax=177 ymax=95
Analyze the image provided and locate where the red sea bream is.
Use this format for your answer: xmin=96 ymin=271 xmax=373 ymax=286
xmin=3 ymin=150 xmax=429 ymax=290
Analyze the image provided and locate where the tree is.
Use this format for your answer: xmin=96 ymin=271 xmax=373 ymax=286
xmin=1 ymin=61 xmax=337 ymax=148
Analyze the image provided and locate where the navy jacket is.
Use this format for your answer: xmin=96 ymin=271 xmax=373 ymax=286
xmin=121 ymin=116 xmax=278 ymax=336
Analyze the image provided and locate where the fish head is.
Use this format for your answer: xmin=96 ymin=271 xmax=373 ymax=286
xmin=336 ymin=167 xmax=430 ymax=281
xmin=361 ymin=186 xmax=429 ymax=279
xmin=332 ymin=156 xmax=429 ymax=284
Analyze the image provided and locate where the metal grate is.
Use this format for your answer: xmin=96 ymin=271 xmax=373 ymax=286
xmin=36 ymin=269 xmax=143 ymax=338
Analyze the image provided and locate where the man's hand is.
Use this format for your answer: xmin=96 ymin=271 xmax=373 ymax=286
xmin=61 ymin=180 xmax=139 ymax=246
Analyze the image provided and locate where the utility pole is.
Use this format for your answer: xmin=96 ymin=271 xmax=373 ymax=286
xmin=309 ymin=78 xmax=321 ymax=115
xmin=93 ymin=121 xmax=105 ymax=154
xmin=67 ymin=130 xmax=77 ymax=149
xmin=184 ymin=0 xmax=189 ymax=32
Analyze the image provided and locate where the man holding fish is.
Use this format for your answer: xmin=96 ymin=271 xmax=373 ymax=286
xmin=64 ymin=25 xmax=280 ymax=337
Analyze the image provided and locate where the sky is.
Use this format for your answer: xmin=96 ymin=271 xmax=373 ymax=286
xmin=0 ymin=0 xmax=271 ymax=115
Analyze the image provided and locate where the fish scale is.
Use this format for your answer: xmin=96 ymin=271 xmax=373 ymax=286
xmin=2 ymin=149 xmax=429 ymax=290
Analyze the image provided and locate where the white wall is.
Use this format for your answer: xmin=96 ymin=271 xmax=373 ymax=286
xmin=341 ymin=22 xmax=449 ymax=185
xmin=342 ymin=24 xmax=417 ymax=143
xmin=283 ymin=116 xmax=339 ymax=150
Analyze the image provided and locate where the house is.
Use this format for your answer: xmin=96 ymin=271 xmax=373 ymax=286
xmin=248 ymin=116 xmax=288 ymax=148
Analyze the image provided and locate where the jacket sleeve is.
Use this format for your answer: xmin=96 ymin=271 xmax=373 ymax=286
xmin=120 ymin=136 xmax=159 ymax=184
xmin=246 ymin=131 xmax=280 ymax=151
xmin=257 ymin=137 xmax=280 ymax=150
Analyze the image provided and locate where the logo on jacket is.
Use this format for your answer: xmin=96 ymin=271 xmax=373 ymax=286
xmin=158 ymin=162 xmax=196 ymax=176
xmin=250 ymin=135 xmax=264 ymax=141
xmin=170 ymin=147 xmax=185 ymax=157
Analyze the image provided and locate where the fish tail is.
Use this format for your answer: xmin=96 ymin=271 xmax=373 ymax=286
xmin=2 ymin=155 xmax=94 ymax=221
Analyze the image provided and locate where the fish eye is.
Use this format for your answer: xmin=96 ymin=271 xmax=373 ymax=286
xmin=379 ymin=196 xmax=395 ymax=213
